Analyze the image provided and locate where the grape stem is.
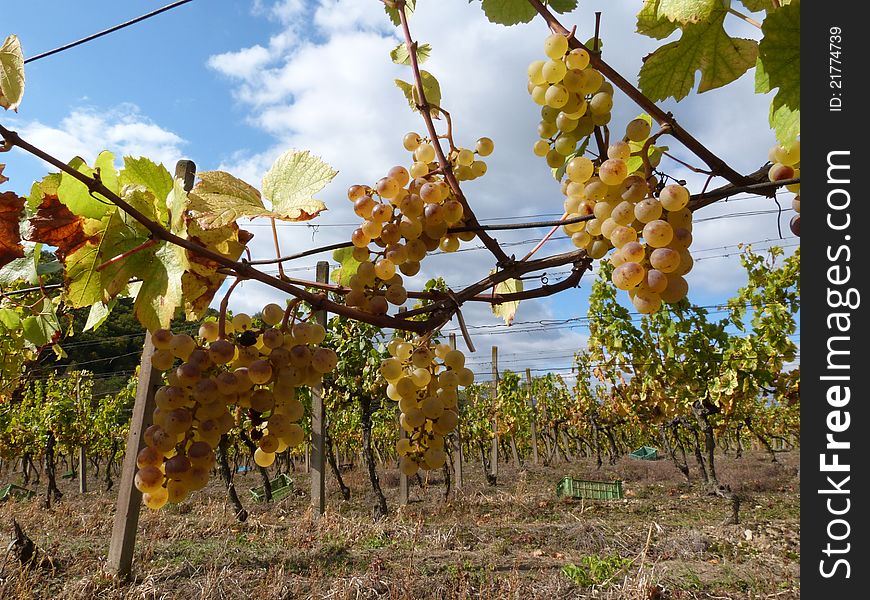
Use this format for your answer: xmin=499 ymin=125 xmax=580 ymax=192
xmin=218 ymin=277 xmax=245 ymax=339
xmin=269 ymin=218 xmax=285 ymax=279
xmin=640 ymin=125 xmax=673 ymax=180
xmin=280 ymin=299 xmax=302 ymax=333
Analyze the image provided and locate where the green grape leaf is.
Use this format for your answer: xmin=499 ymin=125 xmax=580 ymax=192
xmin=491 ymin=275 xmax=523 ymax=326
xmin=0 ymin=191 xmax=25 ymax=268
xmin=638 ymin=9 xmax=758 ymax=102
xmin=0 ymin=307 xmax=20 ymax=330
xmin=769 ymin=98 xmax=800 ymax=148
xmin=83 ymin=299 xmax=115 ymax=332
xmin=385 ymin=0 xmax=415 ymax=26
xmin=119 ymin=156 xmax=173 ymax=222
xmin=739 ymin=0 xmax=776 ymax=11
xmin=0 ymin=252 xmax=36 ymax=285
xmin=262 ymin=149 xmax=335 ymax=221
xmin=656 ymin=0 xmax=720 ymax=24
xmin=636 ymin=1 xmax=678 ymax=39
xmin=479 ymin=0 xmax=577 ymax=26
xmin=187 ymin=171 xmax=267 ymax=229
xmin=757 ymin=0 xmax=799 ymax=107
xmin=26 ymin=173 xmax=60 ymax=212
xmin=21 ymin=297 xmax=61 ymax=348
xmin=480 ymin=0 xmax=536 ymax=25
xmin=57 ymin=152 xmax=119 ymax=221
xmin=331 ymin=247 xmax=361 ymax=287
xmin=0 ymin=35 xmax=25 ymax=111
xmin=395 ymin=70 xmax=442 ymax=118
xmin=133 ymin=240 xmax=187 ymax=332
xmin=390 ymin=42 xmax=432 ymax=65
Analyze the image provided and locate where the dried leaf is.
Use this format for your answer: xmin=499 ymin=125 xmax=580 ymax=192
xmin=0 ymin=191 xmax=24 ymax=268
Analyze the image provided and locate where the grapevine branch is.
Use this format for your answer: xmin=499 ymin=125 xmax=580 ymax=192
xmin=525 ymin=0 xmax=749 ymax=187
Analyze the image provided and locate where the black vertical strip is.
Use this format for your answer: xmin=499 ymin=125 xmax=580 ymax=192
xmin=802 ymin=0 xmax=868 ymax=595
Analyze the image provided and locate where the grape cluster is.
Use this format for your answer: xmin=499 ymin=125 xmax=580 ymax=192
xmin=527 ymin=34 xmax=613 ymax=167
xmin=380 ymin=339 xmax=473 ymax=476
xmin=525 ymin=34 xmax=695 ymax=313
xmin=134 ymin=303 xmax=337 ymax=509
xmin=344 ymin=133 xmax=494 ymax=314
xmin=766 ymin=141 xmax=800 ymax=237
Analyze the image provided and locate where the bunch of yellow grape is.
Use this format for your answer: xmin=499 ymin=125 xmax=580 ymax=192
xmin=134 ymin=303 xmax=337 ymax=509
xmin=380 ymin=338 xmax=473 ymax=476
xmin=344 ymin=132 xmax=494 ymax=314
xmin=766 ymin=140 xmax=800 ymax=236
xmin=527 ymin=33 xmax=613 ymax=167
xmin=526 ymin=33 xmax=696 ymax=313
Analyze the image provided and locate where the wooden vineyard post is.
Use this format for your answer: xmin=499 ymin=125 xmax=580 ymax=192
xmin=450 ymin=333 xmax=463 ymax=491
xmin=527 ymin=368 xmax=539 ymax=465
xmin=309 ymin=260 xmax=329 ymax=518
xmin=107 ymin=332 xmax=162 ymax=578
xmin=107 ymin=159 xmax=195 ymax=579
xmin=78 ymin=447 xmax=87 ymax=494
xmin=490 ymin=345 xmax=499 ymax=480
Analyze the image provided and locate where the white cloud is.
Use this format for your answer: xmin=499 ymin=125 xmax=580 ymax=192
xmin=12 ymin=104 xmax=185 ymax=173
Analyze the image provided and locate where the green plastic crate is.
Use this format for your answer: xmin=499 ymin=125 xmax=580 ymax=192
xmin=250 ymin=473 xmax=293 ymax=503
xmin=0 ymin=483 xmax=36 ymax=501
xmin=61 ymin=470 xmax=76 ymax=479
xmin=556 ymin=477 xmax=623 ymax=500
xmin=630 ymin=446 xmax=659 ymax=461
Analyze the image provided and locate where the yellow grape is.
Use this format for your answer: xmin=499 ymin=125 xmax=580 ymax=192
xmin=254 ymin=448 xmax=275 ymax=468
xmin=543 ymin=33 xmax=569 ymax=59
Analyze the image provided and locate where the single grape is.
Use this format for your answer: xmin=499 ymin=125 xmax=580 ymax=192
xmin=659 ymin=184 xmax=690 ymax=212
xmin=566 ymin=156 xmax=594 ymax=183
xmin=612 ymin=262 xmax=645 ymax=290
xmin=649 ymin=247 xmax=681 ymax=273
xmin=642 ymin=220 xmax=674 ymax=248
xmin=415 ymin=143 xmax=436 ymax=163
xmin=565 ymin=48 xmax=590 ymax=70
xmin=543 ymin=33 xmax=569 ymax=59
xmin=403 ymin=132 xmax=422 ymax=152
xmin=471 ymin=136 xmax=495 ymax=157
xmin=632 ymin=288 xmax=662 ymax=314
xmin=599 ymin=159 xmax=628 ymax=185
xmin=197 ymin=322 xmax=219 ymax=343
xmin=660 ymin=274 xmax=689 ymax=304
xmin=625 ymin=118 xmax=651 ymax=142
xmin=259 ymin=303 xmax=284 ymax=327
xmin=542 ymin=59 xmax=567 ymax=84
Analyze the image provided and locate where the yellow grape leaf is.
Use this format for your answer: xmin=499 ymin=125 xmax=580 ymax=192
xmin=491 ymin=275 xmax=523 ymax=326
xmin=182 ymin=220 xmax=252 ymax=319
xmin=0 ymin=35 xmax=25 ymax=111
xmin=261 ymin=149 xmax=335 ymax=222
xmin=188 ymin=171 xmax=269 ymax=229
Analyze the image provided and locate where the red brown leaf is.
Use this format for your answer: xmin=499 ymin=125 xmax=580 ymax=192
xmin=0 ymin=190 xmax=25 ymax=268
xmin=24 ymin=194 xmax=96 ymax=260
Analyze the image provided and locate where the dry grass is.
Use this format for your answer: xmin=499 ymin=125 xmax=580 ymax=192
xmin=0 ymin=450 xmax=800 ymax=599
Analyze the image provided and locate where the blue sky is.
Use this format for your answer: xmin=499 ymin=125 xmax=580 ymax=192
xmin=1 ymin=0 xmax=798 ymax=380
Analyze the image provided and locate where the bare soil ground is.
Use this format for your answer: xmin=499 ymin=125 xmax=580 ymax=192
xmin=0 ymin=449 xmax=800 ymax=599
